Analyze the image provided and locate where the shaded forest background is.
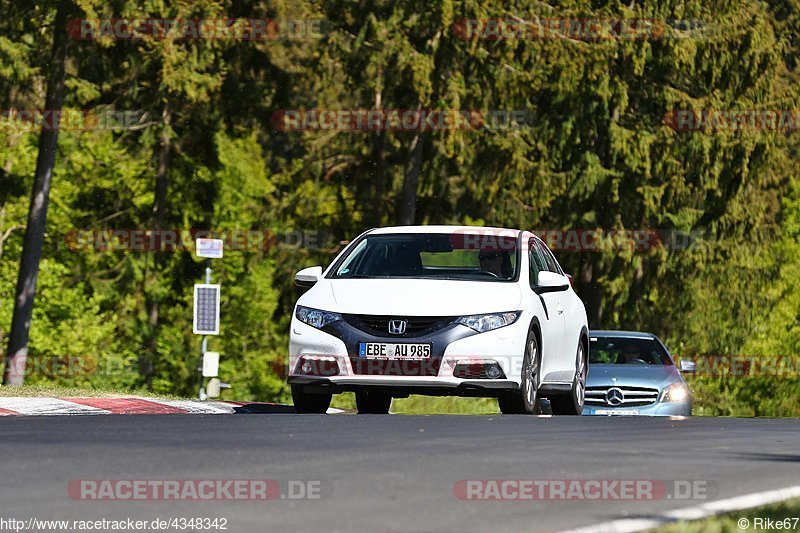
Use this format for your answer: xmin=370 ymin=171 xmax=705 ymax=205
xmin=1 ymin=0 xmax=798 ymax=413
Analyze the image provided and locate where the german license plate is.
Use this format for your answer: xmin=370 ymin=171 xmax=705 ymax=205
xmin=593 ymin=409 xmax=640 ymax=416
xmin=358 ymin=342 xmax=432 ymax=359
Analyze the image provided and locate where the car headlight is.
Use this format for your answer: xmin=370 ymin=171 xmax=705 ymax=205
xmin=661 ymin=382 xmax=690 ymax=403
xmin=295 ymin=305 xmax=342 ymax=329
xmin=454 ymin=311 xmax=521 ymax=333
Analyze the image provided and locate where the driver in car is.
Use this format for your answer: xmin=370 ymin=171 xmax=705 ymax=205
xmin=618 ymin=347 xmax=645 ymax=364
xmin=478 ymin=251 xmax=512 ymax=278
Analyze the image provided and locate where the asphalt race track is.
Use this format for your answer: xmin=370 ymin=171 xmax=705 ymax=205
xmin=1 ymin=414 xmax=799 ymax=532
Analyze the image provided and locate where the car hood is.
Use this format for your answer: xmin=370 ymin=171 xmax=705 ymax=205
xmin=303 ymin=278 xmax=523 ymax=316
xmin=586 ymin=364 xmax=684 ymax=390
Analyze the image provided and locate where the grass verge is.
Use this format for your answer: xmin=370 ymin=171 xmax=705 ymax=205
xmin=0 ymin=384 xmax=187 ymax=400
xmin=653 ymin=497 xmax=800 ymax=532
xmin=329 ymin=393 xmax=500 ymax=414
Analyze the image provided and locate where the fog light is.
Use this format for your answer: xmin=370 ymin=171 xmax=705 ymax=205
xmin=453 ymin=359 xmax=506 ymax=379
xmin=296 ymin=355 xmax=340 ymax=376
xmin=485 ymin=365 xmax=502 ymax=379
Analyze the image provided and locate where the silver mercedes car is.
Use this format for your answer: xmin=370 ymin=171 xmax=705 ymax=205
xmin=582 ymin=330 xmax=692 ymax=416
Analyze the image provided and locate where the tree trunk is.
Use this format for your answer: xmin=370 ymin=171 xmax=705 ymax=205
xmin=370 ymin=78 xmax=385 ymax=226
xmin=0 ymin=206 xmax=6 ymax=260
xmin=4 ymin=1 xmax=72 ymax=386
xmin=370 ymin=132 xmax=385 ymax=225
xmin=579 ymin=257 xmax=603 ymax=328
xmin=142 ymin=104 xmax=172 ymax=390
xmin=398 ymin=133 xmax=424 ymax=225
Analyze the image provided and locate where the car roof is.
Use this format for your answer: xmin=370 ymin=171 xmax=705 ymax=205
xmin=367 ymin=225 xmax=524 ymax=235
xmin=589 ymin=330 xmax=659 ymax=340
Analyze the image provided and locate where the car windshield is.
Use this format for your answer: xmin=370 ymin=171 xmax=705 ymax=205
xmin=331 ymin=233 xmax=519 ymax=281
xmin=589 ymin=337 xmax=673 ymax=366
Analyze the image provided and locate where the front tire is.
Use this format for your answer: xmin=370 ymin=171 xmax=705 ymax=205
xmin=550 ymin=340 xmax=587 ymax=415
xmin=498 ymin=330 xmax=540 ymax=415
xmin=291 ymin=385 xmax=332 ymax=414
xmin=355 ymin=391 xmax=392 ymax=414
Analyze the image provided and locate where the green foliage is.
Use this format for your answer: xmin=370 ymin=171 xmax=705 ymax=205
xmin=1 ymin=0 xmax=798 ymax=414
xmin=687 ymin=377 xmax=800 ymax=418
xmin=744 ymin=180 xmax=800 ymax=356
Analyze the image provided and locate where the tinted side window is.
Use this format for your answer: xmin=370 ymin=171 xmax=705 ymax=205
xmin=534 ymin=239 xmax=560 ymax=273
xmin=529 ymin=239 xmax=546 ymax=287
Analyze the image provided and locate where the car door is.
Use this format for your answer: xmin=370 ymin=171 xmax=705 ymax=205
xmin=540 ymin=240 xmax=585 ymax=361
xmin=529 ymin=238 xmax=567 ymax=378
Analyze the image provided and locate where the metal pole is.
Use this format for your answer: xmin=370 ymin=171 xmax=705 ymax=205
xmin=198 ymin=265 xmax=212 ymax=399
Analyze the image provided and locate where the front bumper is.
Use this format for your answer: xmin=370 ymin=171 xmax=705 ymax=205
xmin=582 ymin=400 xmax=692 ymax=417
xmin=288 ymin=312 xmax=529 ymax=394
xmin=287 ymin=375 xmax=518 ymax=397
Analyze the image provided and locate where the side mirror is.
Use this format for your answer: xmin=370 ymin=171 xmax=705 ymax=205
xmin=679 ymin=359 xmax=696 ymax=373
xmin=534 ymin=271 xmax=570 ymax=294
xmin=295 ymin=266 xmax=323 ymax=288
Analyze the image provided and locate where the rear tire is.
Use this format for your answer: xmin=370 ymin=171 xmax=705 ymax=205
xmin=498 ymin=330 xmax=540 ymax=415
xmin=355 ymin=391 xmax=392 ymax=414
xmin=291 ymin=385 xmax=332 ymax=414
xmin=550 ymin=340 xmax=587 ymax=415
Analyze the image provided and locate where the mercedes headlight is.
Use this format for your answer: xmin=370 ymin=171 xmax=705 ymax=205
xmin=455 ymin=311 xmax=521 ymax=333
xmin=295 ymin=305 xmax=342 ymax=329
xmin=661 ymin=382 xmax=690 ymax=403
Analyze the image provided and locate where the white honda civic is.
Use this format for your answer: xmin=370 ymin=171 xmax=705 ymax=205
xmin=288 ymin=226 xmax=589 ymax=415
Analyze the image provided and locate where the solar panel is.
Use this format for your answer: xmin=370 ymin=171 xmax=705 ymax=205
xmin=193 ymin=284 xmax=220 ymax=335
